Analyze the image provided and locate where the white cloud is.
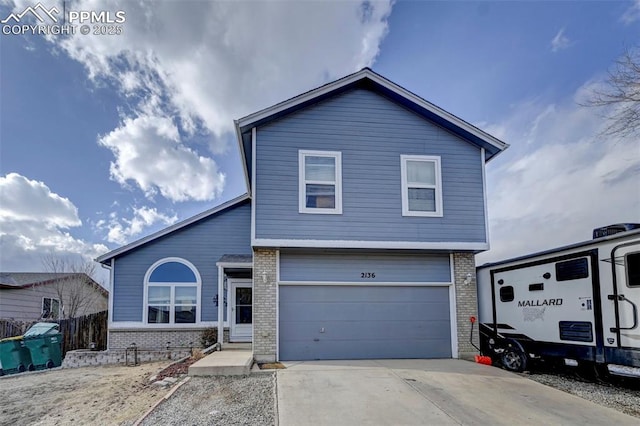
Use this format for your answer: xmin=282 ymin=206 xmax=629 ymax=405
xmin=98 ymin=114 xmax=225 ymax=202
xmin=621 ymin=0 xmax=640 ymax=24
xmin=96 ymin=205 xmax=178 ymax=245
xmin=6 ymin=0 xmax=393 ymax=203
xmin=0 ymin=173 xmax=108 ymax=270
xmin=477 ymin=84 xmax=640 ymax=265
xmin=551 ymin=28 xmax=571 ymax=52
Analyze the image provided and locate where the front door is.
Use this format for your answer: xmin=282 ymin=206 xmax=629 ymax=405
xmin=230 ymin=279 xmax=252 ymax=342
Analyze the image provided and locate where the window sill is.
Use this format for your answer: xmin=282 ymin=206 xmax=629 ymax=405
xmin=299 ymin=208 xmax=343 ymax=215
xmin=402 ymin=211 xmax=443 ymax=217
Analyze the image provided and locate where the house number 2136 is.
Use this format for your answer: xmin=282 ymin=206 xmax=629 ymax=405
xmin=361 ymin=272 xmax=376 ymax=278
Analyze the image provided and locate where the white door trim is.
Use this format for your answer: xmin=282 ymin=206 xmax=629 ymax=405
xmin=229 ymin=278 xmax=253 ymax=342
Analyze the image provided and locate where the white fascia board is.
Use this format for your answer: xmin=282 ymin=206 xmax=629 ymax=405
xmin=215 ymin=262 xmax=253 ymax=268
xmin=252 ymin=238 xmax=488 ymax=251
xmin=237 ymin=69 xmax=370 ymax=128
xmin=236 ymin=69 xmax=508 ymax=155
xmin=235 ymin=120 xmax=251 ymax=193
xmin=365 ymin=72 xmax=509 ymax=153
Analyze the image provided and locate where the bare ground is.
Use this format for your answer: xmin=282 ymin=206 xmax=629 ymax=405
xmin=0 ymin=362 xmax=172 ymax=426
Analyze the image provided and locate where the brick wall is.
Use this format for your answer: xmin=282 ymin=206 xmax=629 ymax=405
xmin=62 ymin=348 xmax=191 ymax=368
xmin=453 ymin=252 xmax=479 ymax=359
xmin=252 ymin=248 xmax=277 ymax=362
xmin=108 ymin=328 xmax=229 ymax=350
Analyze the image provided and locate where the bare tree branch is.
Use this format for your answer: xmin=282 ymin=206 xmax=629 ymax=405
xmin=41 ymin=254 xmax=106 ymax=319
xmin=582 ymin=47 xmax=640 ymax=139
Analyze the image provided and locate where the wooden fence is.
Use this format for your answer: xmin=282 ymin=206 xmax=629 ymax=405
xmin=58 ymin=310 xmax=108 ymax=354
xmin=0 ymin=310 xmax=108 ymax=355
xmin=0 ymin=319 xmax=32 ymax=339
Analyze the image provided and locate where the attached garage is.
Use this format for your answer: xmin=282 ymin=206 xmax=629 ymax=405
xmin=279 ymin=285 xmax=452 ymax=361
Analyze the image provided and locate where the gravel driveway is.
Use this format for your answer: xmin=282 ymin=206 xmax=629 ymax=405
xmin=526 ymin=372 xmax=640 ymax=418
xmin=141 ymin=374 xmax=275 ymax=426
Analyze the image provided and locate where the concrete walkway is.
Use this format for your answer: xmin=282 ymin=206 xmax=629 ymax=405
xmin=277 ymin=359 xmax=638 ymax=425
xmin=188 ymin=349 xmax=253 ymax=376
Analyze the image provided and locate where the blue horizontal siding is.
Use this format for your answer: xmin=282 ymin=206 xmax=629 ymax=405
xmin=279 ymin=250 xmax=450 ymax=282
xmin=112 ymin=201 xmax=251 ymax=322
xmin=255 ymin=88 xmax=486 ymax=243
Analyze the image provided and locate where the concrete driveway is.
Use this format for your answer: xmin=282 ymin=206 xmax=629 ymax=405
xmin=276 ymin=359 xmax=637 ymax=425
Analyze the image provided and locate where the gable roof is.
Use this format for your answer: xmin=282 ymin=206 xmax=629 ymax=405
xmin=96 ymin=193 xmax=250 ymax=264
xmin=235 ymin=68 xmax=509 ymax=189
xmin=0 ymin=272 xmax=108 ymax=296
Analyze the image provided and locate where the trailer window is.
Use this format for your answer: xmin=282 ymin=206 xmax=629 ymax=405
xmin=627 ymin=252 xmax=640 ymax=287
xmin=555 ymin=258 xmax=589 ymax=281
xmin=500 ymin=286 xmax=514 ymax=302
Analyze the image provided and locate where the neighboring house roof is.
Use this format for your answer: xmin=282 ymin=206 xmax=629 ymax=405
xmin=96 ymin=194 xmax=251 ymax=264
xmin=0 ymin=272 xmax=108 ymax=297
xmin=235 ymin=68 xmax=510 ymax=190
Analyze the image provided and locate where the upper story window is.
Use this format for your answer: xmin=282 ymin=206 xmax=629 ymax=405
xmin=401 ymin=155 xmax=443 ymax=217
xmin=144 ymin=258 xmax=201 ymax=325
xmin=299 ymin=150 xmax=342 ymax=214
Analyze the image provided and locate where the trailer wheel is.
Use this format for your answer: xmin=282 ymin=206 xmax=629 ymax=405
xmin=501 ymin=346 xmax=527 ymax=372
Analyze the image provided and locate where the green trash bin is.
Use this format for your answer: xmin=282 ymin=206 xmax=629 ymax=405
xmin=0 ymin=336 xmax=33 ymax=375
xmin=23 ymin=322 xmax=63 ymax=370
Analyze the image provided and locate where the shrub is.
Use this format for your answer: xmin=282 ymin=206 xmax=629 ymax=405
xmin=200 ymin=327 xmax=218 ymax=348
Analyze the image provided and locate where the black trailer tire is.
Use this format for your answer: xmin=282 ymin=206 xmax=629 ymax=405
xmin=501 ymin=345 xmax=527 ymax=373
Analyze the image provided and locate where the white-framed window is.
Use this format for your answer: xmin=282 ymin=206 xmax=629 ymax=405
xmin=401 ymin=155 xmax=443 ymax=217
xmin=42 ymin=297 xmax=60 ymax=319
xmin=299 ymin=150 xmax=342 ymax=214
xmin=144 ymin=258 xmax=201 ymax=325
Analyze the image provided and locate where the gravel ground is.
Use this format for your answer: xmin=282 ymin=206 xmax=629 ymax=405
xmin=141 ymin=374 xmax=275 ymax=426
xmin=525 ymin=371 xmax=640 ymax=418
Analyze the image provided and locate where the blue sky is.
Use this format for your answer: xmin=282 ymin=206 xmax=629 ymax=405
xmin=1 ymin=0 xmax=639 ymax=284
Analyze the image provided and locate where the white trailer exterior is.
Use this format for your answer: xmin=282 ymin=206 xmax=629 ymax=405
xmin=477 ymin=228 xmax=640 ymax=375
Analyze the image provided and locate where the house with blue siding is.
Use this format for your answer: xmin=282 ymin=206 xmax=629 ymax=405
xmin=97 ymin=68 xmax=508 ymax=362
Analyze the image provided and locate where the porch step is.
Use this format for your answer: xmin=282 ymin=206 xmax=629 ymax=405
xmin=188 ymin=350 xmax=253 ymax=376
xmin=223 ymin=343 xmax=252 ymax=351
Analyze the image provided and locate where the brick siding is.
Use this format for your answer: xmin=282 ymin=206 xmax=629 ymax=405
xmin=252 ymin=248 xmax=277 ymax=362
xmin=453 ymin=252 xmax=479 ymax=359
xmin=108 ymin=328 xmax=229 ymax=350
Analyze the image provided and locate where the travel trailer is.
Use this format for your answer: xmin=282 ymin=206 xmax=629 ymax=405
xmin=477 ymin=225 xmax=640 ymax=377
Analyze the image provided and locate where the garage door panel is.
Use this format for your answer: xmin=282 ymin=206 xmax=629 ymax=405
xmin=281 ymin=338 xmax=452 ymax=361
xmin=279 ymin=301 xmax=449 ymax=322
xmin=280 ymin=285 xmax=449 ymax=303
xmin=280 ymin=319 xmax=451 ymax=340
xmin=279 ymin=285 xmax=452 ymax=360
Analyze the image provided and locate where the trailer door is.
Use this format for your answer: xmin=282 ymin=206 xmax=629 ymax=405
xmin=610 ymin=243 xmax=640 ymax=348
xmin=610 ymin=244 xmax=640 ymax=349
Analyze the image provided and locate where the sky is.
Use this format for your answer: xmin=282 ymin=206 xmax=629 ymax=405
xmin=1 ymin=0 xmax=639 ymax=286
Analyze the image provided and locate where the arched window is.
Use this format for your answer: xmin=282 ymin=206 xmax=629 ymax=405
xmin=144 ymin=258 xmax=201 ymax=324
